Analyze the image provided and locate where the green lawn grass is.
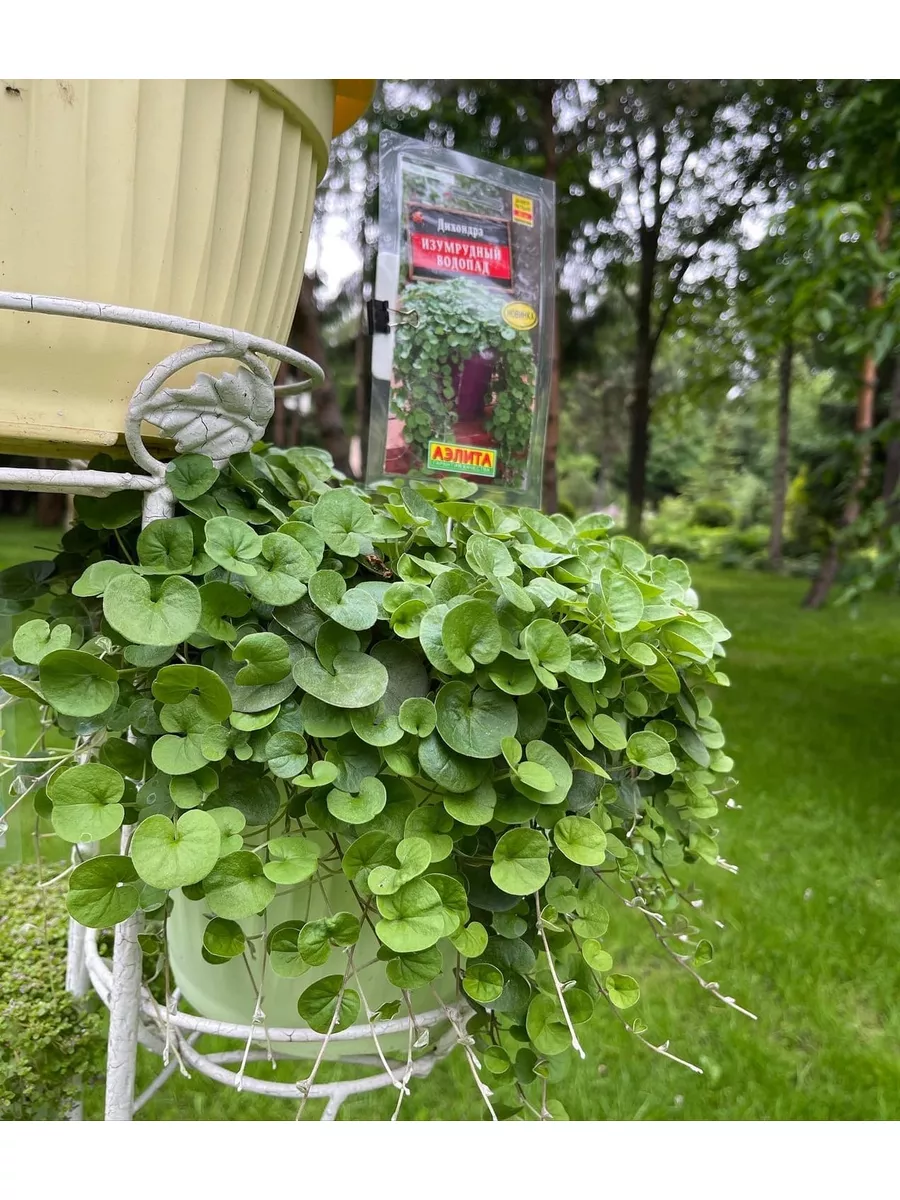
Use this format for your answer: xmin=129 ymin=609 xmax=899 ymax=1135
xmin=4 ymin=519 xmax=899 ymax=1119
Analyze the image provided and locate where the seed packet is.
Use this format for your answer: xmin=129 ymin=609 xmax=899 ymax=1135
xmin=366 ymin=131 xmax=556 ymax=507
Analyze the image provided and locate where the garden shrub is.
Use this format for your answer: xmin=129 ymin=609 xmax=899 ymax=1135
xmin=0 ymin=862 xmax=105 ymax=1119
xmin=691 ymin=499 xmax=735 ymax=529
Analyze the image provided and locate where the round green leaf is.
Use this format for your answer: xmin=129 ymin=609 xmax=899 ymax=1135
xmin=48 ymin=762 xmax=125 ymax=843
xmin=515 ymin=761 xmax=556 ymax=792
xmin=297 ymin=974 xmax=360 ymax=1034
xmin=209 ymin=805 xmax=246 ymax=856
xmin=326 ymin=776 xmax=387 ymax=825
xmin=404 ymin=806 xmax=453 ymax=863
xmin=124 ymin=643 xmax=176 ymax=668
xmin=137 ymin=517 xmax=195 ymax=575
xmin=99 ymin=737 xmax=147 ymax=780
xmin=441 ymin=600 xmax=502 ymax=673
xmin=150 ymin=733 xmax=209 ymax=776
xmin=294 ymin=759 xmax=341 ymax=790
xmin=566 ymin=634 xmax=607 ymax=683
xmin=522 ymin=619 xmax=571 ymax=687
xmin=442 ymin=780 xmax=496 ymax=827
xmin=103 ymin=573 xmax=201 ymax=646
xmin=626 ymin=731 xmax=677 ymax=775
xmin=167 ymin=453 xmax=219 ymax=501
xmin=553 ymin=816 xmax=608 ymax=866
xmin=299 ymin=913 xmax=361 ymax=964
xmin=308 ymin=570 xmax=378 ymax=631
xmin=66 ymin=854 xmax=140 ymax=928
xmin=350 ymin=641 xmax=430 ymax=746
xmin=202 ymin=851 xmax=276 ymax=919
xmin=291 ymin=642 xmax=388 ymax=709
xmin=490 ymin=828 xmax=551 ymax=896
xmin=599 ymin=568 xmax=644 ymax=632
xmin=582 ymin=940 xmax=613 ymax=973
xmin=211 ymin=643 xmax=299 ymax=714
xmin=428 ymin=872 xmax=469 ymax=934
xmin=152 ymin=664 xmax=232 ymax=722
xmin=40 ymin=650 xmax=118 ymax=717
xmin=376 ymin=877 xmax=445 ymax=953
xmin=13 ymin=619 xmax=73 ymax=665
xmin=131 ymin=810 xmax=221 ymax=888
xmin=204 ymin=517 xmax=262 ymax=576
xmin=311 ymin=488 xmax=374 ymax=556
xmin=214 ymin=763 xmax=280 ymax=826
xmin=341 ymin=831 xmax=397 ymax=881
xmin=230 ymin=706 xmax=280 ymax=732
xmin=198 ymin=581 xmax=251 ymax=642
xmin=463 ymin=962 xmax=504 ymax=1003
xmin=169 ymin=766 xmax=217 ymax=810
xmin=263 ymin=731 xmax=309 ymax=779
xmin=263 ymin=835 xmax=320 ymax=884
xmin=71 ymin=560 xmax=133 ymax=598
xmin=487 ymin=654 xmax=537 ymax=695
xmin=434 ymin=681 xmax=518 ymax=760
xmin=267 ymin=921 xmax=310 ymax=978
xmin=418 ymin=731 xmax=490 ymax=794
xmin=526 ymin=990 xmax=593 ymax=1056
xmin=203 ymin=917 xmax=245 ymax=960
xmin=606 ymin=972 xmax=640 ymax=1009
xmin=233 ymin=632 xmax=291 ymax=686
xmin=449 ymin=920 xmax=489 ymax=958
xmin=385 ymin=945 xmax=444 ymax=989
xmin=245 ymin=533 xmax=312 ymax=605
xmin=591 ymin=714 xmax=627 ymax=751
xmin=465 ymin=534 xmax=515 ymax=579
xmin=510 ymin=740 xmax=573 ymax=806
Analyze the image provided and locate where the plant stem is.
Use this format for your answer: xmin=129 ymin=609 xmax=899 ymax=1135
xmin=534 ymin=892 xmax=585 ymax=1060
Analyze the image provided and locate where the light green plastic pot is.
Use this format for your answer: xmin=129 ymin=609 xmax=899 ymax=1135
xmin=167 ymin=832 xmax=458 ymax=1060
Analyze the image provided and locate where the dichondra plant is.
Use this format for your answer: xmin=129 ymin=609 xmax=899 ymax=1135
xmin=0 ymin=442 xmax=747 ymax=1119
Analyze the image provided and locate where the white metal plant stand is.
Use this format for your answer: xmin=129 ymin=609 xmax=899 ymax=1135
xmin=0 ymin=292 xmax=466 ymax=1121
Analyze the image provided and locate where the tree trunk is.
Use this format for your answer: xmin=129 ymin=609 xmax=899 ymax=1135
xmin=768 ymin=339 xmax=793 ymax=569
xmin=804 ymin=203 xmax=892 ymax=609
xmin=284 ymin=275 xmax=353 ymax=476
xmin=881 ymin=357 xmax=900 ymax=524
xmin=626 ymin=226 xmax=657 ymax=540
xmin=626 ymin=336 xmax=653 ymax=539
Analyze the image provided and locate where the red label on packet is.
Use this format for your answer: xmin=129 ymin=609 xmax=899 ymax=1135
xmin=408 ymin=205 xmax=512 ymax=287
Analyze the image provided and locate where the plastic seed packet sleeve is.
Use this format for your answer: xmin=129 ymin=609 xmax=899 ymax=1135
xmin=366 ymin=131 xmax=556 ymax=507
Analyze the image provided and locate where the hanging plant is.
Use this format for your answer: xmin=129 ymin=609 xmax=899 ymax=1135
xmin=0 ymin=444 xmax=746 ymax=1119
xmin=390 ymin=277 xmax=536 ymax=487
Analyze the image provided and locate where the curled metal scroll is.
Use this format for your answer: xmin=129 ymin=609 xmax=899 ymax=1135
xmin=0 ymin=291 xmax=325 ymax=476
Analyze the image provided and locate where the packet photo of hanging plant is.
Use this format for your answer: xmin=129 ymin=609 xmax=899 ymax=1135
xmin=367 ymin=133 xmax=556 ymax=507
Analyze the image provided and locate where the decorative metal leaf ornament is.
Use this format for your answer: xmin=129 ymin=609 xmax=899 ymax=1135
xmin=143 ymin=367 xmax=275 ymax=466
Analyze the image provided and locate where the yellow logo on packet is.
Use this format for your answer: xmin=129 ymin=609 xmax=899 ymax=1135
xmin=512 ymin=194 xmax=534 ymax=226
xmin=427 ymin=441 xmax=497 ymax=477
xmin=502 ymin=301 xmax=538 ymax=331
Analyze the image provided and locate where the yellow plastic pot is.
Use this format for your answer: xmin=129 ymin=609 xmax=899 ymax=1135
xmin=0 ymin=79 xmax=372 ymax=458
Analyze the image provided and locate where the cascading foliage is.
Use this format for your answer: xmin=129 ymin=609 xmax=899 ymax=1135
xmin=0 ymin=443 xmax=738 ymax=1119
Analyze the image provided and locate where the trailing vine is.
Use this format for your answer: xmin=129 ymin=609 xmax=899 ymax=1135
xmin=0 ymin=444 xmax=750 ymax=1119
xmin=391 ymin=277 xmax=536 ymax=487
